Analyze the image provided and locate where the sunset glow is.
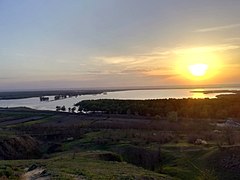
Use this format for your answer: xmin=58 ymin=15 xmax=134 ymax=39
xmin=174 ymin=45 xmax=226 ymax=84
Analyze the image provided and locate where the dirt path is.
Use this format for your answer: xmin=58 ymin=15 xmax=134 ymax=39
xmin=20 ymin=168 xmax=50 ymax=180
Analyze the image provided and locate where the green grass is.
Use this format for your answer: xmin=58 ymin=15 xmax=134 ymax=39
xmin=4 ymin=115 xmax=56 ymax=128
xmin=47 ymin=152 xmax=171 ymax=179
xmin=63 ymin=131 xmax=129 ymax=151
xmin=61 ymin=130 xmax=223 ymax=179
xmin=0 ymin=151 xmax=172 ymax=179
xmin=0 ymin=109 xmax=237 ymax=179
xmin=0 ymin=132 xmax=233 ymax=179
xmin=158 ymin=143 xmax=220 ymax=180
xmin=161 ymin=166 xmax=193 ymax=180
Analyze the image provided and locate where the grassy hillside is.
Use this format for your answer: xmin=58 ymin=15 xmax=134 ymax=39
xmin=0 ymin=107 xmax=240 ymax=179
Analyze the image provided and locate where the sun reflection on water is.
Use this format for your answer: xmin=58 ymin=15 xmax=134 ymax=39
xmin=191 ymin=89 xmax=208 ymax=99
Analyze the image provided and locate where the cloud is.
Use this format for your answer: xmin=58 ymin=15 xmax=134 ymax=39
xmin=121 ymin=67 xmax=170 ymax=74
xmin=95 ymin=49 xmax=170 ymax=68
xmin=137 ymin=51 xmax=171 ymax=57
xmin=94 ymin=54 xmax=172 ymax=78
xmin=146 ymin=74 xmax=177 ymax=79
xmin=96 ymin=56 xmax=138 ymax=65
xmin=121 ymin=69 xmax=148 ymax=74
xmin=0 ymin=77 xmax=12 ymax=80
xmin=93 ymin=43 xmax=239 ymax=79
xmin=87 ymin=70 xmax=103 ymax=74
xmin=86 ymin=70 xmax=123 ymax=75
xmin=173 ymin=44 xmax=239 ymax=54
xmin=224 ymin=37 xmax=240 ymax=43
xmin=195 ymin=23 xmax=240 ymax=33
xmin=96 ymin=44 xmax=239 ymax=67
xmin=0 ymin=76 xmax=16 ymax=81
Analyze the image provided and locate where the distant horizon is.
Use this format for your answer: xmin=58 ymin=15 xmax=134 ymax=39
xmin=1 ymin=83 xmax=240 ymax=93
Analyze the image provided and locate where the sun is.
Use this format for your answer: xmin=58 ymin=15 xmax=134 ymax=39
xmin=174 ymin=48 xmax=223 ymax=82
xmin=188 ymin=64 xmax=208 ymax=77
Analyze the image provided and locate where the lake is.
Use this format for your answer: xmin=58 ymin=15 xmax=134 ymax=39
xmin=0 ymin=88 xmax=239 ymax=111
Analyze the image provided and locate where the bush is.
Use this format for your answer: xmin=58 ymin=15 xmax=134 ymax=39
xmin=0 ymin=166 xmax=14 ymax=178
xmin=113 ymin=145 xmax=161 ymax=171
xmin=98 ymin=152 xmax=122 ymax=162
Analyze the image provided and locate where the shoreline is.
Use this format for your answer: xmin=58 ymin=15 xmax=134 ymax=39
xmin=1 ymin=85 xmax=240 ymax=100
xmin=191 ymin=90 xmax=240 ymax=95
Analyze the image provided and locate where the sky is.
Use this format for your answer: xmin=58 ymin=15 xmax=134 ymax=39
xmin=0 ymin=0 xmax=240 ymax=90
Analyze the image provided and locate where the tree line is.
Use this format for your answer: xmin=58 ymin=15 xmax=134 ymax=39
xmin=76 ymin=95 xmax=240 ymax=119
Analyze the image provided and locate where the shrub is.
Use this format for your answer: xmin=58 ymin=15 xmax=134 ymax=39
xmin=113 ymin=145 xmax=161 ymax=171
xmin=98 ymin=152 xmax=122 ymax=162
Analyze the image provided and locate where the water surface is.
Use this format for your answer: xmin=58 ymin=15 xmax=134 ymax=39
xmin=0 ymin=88 xmax=238 ymax=111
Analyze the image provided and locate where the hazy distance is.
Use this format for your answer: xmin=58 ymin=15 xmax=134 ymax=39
xmin=1 ymin=0 xmax=240 ymax=91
